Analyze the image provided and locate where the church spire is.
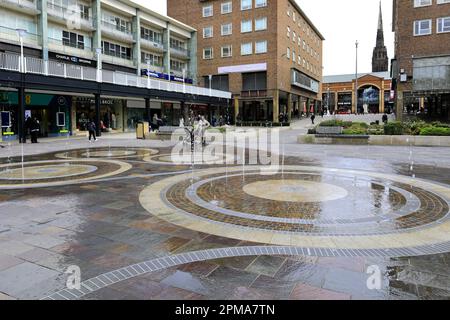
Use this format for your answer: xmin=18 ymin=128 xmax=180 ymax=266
xmin=372 ymin=1 xmax=389 ymax=72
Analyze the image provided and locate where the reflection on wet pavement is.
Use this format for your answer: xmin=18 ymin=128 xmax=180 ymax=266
xmin=0 ymin=143 xmax=449 ymax=300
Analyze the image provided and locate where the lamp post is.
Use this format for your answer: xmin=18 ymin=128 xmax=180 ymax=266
xmin=146 ymin=59 xmax=151 ymax=89
xmin=355 ymin=40 xmax=359 ymax=114
xmin=16 ymin=29 xmax=26 ymax=73
xmin=208 ymin=74 xmax=212 ymax=96
xmin=95 ymin=48 xmax=102 ymax=82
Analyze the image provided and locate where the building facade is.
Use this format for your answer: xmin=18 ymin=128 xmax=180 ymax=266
xmin=322 ymin=72 xmax=393 ymax=115
xmin=372 ymin=2 xmax=389 ymax=72
xmin=167 ymin=0 xmax=324 ymax=123
xmin=0 ymin=0 xmax=231 ymax=142
xmin=391 ymin=0 xmax=450 ymax=121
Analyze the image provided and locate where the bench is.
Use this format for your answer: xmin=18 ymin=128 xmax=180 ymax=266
xmin=316 ymin=126 xmax=343 ymax=135
xmin=314 ymin=134 xmax=369 ymax=145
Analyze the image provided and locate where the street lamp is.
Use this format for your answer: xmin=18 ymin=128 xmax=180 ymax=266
xmin=16 ymin=29 xmax=26 ymax=73
xmin=208 ymin=74 xmax=212 ymax=96
xmin=95 ymin=48 xmax=102 ymax=82
xmin=355 ymin=40 xmax=359 ymax=114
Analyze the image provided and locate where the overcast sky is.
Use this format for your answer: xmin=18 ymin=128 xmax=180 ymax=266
xmin=133 ymin=0 xmax=394 ymax=76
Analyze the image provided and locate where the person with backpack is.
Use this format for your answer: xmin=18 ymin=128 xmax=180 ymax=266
xmin=87 ymin=120 xmax=97 ymax=142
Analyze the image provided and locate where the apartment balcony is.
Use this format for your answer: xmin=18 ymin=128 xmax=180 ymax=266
xmin=102 ymin=53 xmax=136 ymax=69
xmin=46 ymin=3 xmax=95 ymax=32
xmin=170 ymin=46 xmax=190 ymax=59
xmin=140 ymin=38 xmax=164 ymax=53
xmin=0 ymin=25 xmax=41 ymax=49
xmin=47 ymin=38 xmax=95 ymax=60
xmin=101 ymin=20 xmax=134 ymax=44
xmin=0 ymin=0 xmax=40 ymax=15
xmin=141 ymin=62 xmax=163 ymax=74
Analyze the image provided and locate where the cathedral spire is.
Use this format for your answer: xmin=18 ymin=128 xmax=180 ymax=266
xmin=372 ymin=1 xmax=389 ymax=72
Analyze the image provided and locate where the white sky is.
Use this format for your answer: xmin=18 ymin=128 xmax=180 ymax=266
xmin=133 ymin=0 xmax=394 ymax=76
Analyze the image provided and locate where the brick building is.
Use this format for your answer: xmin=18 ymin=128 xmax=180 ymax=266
xmin=322 ymin=72 xmax=393 ymax=115
xmin=167 ymin=0 xmax=324 ymax=123
xmin=391 ymin=0 xmax=450 ymax=121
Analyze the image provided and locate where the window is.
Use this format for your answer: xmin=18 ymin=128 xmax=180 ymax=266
xmin=203 ymin=47 xmax=213 ymax=59
xmin=292 ymin=32 xmax=296 ymax=42
xmin=141 ymin=27 xmax=162 ymax=44
xmin=62 ymin=30 xmax=85 ymax=49
xmin=242 ymin=72 xmax=267 ymax=91
xmin=141 ymin=52 xmax=162 ymax=66
xmin=170 ymin=59 xmax=186 ymax=72
xmin=203 ymin=26 xmax=213 ymax=38
xmin=221 ymin=23 xmax=232 ymax=36
xmin=414 ymin=0 xmax=432 ymax=7
xmin=221 ymin=2 xmax=232 ymax=14
xmin=414 ymin=19 xmax=432 ymax=36
xmin=255 ymin=0 xmax=267 ymax=8
xmin=286 ymin=47 xmax=290 ymax=59
xmin=241 ymin=0 xmax=252 ymax=10
xmin=241 ymin=20 xmax=252 ymax=33
xmin=101 ymin=41 xmax=131 ymax=60
xmin=292 ymin=50 xmax=296 ymax=62
xmin=437 ymin=17 xmax=450 ymax=33
xmin=293 ymin=12 xmax=296 ymax=22
xmin=203 ymin=5 xmax=213 ymax=17
xmin=437 ymin=0 xmax=450 ymax=3
xmin=287 ymin=26 xmax=290 ymax=37
xmin=255 ymin=17 xmax=267 ymax=31
xmin=241 ymin=42 xmax=253 ymax=55
xmin=221 ymin=45 xmax=232 ymax=57
xmin=255 ymin=40 xmax=267 ymax=54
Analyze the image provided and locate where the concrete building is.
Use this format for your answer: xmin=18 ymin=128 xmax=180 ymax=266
xmin=167 ymin=0 xmax=324 ymax=124
xmin=322 ymin=72 xmax=393 ymax=115
xmin=391 ymin=0 xmax=450 ymax=121
xmin=0 ymin=0 xmax=231 ymax=142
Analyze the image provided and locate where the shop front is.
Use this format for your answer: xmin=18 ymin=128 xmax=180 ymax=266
xmin=72 ymin=97 xmax=125 ymax=133
xmin=0 ymin=91 xmax=71 ymax=140
xmin=337 ymin=92 xmax=352 ymax=114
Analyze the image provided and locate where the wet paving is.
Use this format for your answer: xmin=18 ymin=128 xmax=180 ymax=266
xmin=0 ymin=138 xmax=450 ymax=300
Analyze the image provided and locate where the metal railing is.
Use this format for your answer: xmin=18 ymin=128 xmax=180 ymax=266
xmin=46 ymin=2 xmax=93 ymax=27
xmin=101 ymin=20 xmax=133 ymax=36
xmin=0 ymin=52 xmax=231 ymax=99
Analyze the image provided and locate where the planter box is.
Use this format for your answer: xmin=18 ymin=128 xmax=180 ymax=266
xmin=316 ymin=126 xmax=343 ymax=135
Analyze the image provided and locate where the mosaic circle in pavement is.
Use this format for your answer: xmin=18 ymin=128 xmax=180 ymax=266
xmin=144 ymin=151 xmax=236 ymax=166
xmin=140 ymin=165 xmax=450 ymax=252
xmin=55 ymin=147 xmax=158 ymax=159
xmin=0 ymin=164 xmax=97 ymax=180
xmin=0 ymin=159 xmax=132 ymax=189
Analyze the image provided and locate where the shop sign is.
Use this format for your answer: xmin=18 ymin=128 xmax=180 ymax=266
xmin=49 ymin=52 xmax=97 ymax=68
xmin=1 ymin=111 xmax=11 ymax=128
xmin=291 ymin=69 xmax=319 ymax=93
xmin=141 ymin=69 xmax=193 ymax=84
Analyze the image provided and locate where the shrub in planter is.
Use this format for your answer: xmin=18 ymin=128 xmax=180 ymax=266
xmin=342 ymin=121 xmax=354 ymax=128
xmin=307 ymin=128 xmax=316 ymax=134
xmin=419 ymin=126 xmax=450 ymax=136
xmin=403 ymin=120 xmax=428 ymax=135
xmin=319 ymin=119 xmax=344 ymax=127
xmin=343 ymin=127 xmax=367 ymax=135
xmin=431 ymin=121 xmax=450 ymax=128
xmin=384 ymin=121 xmax=404 ymax=135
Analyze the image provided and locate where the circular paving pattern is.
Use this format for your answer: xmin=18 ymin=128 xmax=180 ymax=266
xmin=140 ymin=165 xmax=450 ymax=253
xmin=0 ymin=164 xmax=98 ymax=180
xmin=0 ymin=159 xmax=132 ymax=189
xmin=55 ymin=147 xmax=158 ymax=159
xmin=144 ymin=151 xmax=236 ymax=166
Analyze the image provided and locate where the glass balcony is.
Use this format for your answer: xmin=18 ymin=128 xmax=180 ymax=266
xmin=101 ymin=20 xmax=134 ymax=43
xmin=170 ymin=46 xmax=190 ymax=59
xmin=0 ymin=25 xmax=41 ymax=47
xmin=0 ymin=0 xmax=39 ymax=14
xmin=46 ymin=2 xmax=94 ymax=31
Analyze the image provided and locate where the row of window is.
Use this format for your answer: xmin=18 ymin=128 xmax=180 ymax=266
xmin=203 ymin=40 xmax=268 ymax=59
xmin=414 ymin=17 xmax=450 ymax=35
xmin=286 ymin=3 xmax=321 ymax=46
xmin=287 ymin=27 xmax=320 ymax=61
xmin=286 ymin=47 xmax=320 ymax=76
xmin=203 ymin=17 xmax=267 ymax=38
xmin=202 ymin=0 xmax=267 ymax=17
xmin=414 ymin=0 xmax=450 ymax=8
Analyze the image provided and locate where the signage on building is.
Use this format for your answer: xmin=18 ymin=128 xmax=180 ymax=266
xmin=291 ymin=69 xmax=319 ymax=93
xmin=141 ymin=69 xmax=193 ymax=84
xmin=218 ymin=63 xmax=267 ymax=74
xmin=49 ymin=52 xmax=97 ymax=68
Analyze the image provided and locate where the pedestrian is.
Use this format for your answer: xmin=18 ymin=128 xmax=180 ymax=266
xmin=311 ymin=114 xmax=316 ymax=125
xmin=30 ymin=118 xmax=40 ymax=143
xmin=87 ymin=120 xmax=97 ymax=142
xmin=382 ymin=113 xmax=388 ymax=124
xmin=24 ymin=116 xmax=32 ymax=143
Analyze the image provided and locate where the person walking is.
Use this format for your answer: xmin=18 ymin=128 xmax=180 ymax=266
xmin=382 ymin=113 xmax=388 ymax=125
xmin=30 ymin=118 xmax=40 ymax=143
xmin=87 ymin=120 xmax=97 ymax=142
xmin=311 ymin=114 xmax=316 ymax=125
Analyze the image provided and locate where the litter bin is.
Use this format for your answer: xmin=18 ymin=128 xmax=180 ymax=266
xmin=136 ymin=121 xmax=149 ymax=139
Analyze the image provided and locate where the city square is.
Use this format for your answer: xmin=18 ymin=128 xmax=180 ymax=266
xmin=0 ymin=0 xmax=449 ymax=305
